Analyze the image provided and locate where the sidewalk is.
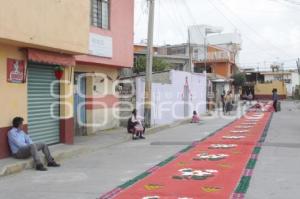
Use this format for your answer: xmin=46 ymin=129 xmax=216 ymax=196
xmin=0 ymin=102 xmax=251 ymax=178
xmin=0 ymin=112 xmax=239 ymax=199
xmin=0 ymin=118 xmax=193 ymax=177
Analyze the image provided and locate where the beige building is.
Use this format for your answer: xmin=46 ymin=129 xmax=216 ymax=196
xmin=0 ymin=0 xmax=134 ymax=159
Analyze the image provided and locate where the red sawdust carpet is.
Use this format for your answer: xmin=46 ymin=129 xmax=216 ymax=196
xmin=101 ymin=102 xmax=273 ymax=199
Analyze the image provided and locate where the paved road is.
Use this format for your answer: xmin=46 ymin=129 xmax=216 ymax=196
xmin=246 ymin=100 xmax=300 ymax=199
xmin=1 ymin=101 xmax=298 ymax=199
xmin=0 ymin=114 xmax=236 ymax=199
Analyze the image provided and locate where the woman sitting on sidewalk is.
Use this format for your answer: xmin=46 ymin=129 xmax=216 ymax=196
xmin=127 ymin=109 xmax=145 ymax=140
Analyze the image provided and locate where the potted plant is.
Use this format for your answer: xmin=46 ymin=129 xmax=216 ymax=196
xmin=54 ymin=66 xmax=64 ymax=80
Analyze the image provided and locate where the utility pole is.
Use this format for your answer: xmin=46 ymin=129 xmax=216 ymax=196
xmin=204 ymin=35 xmax=207 ymax=73
xmin=144 ymin=0 xmax=155 ymax=128
xmin=188 ymin=29 xmax=193 ymax=72
xmin=297 ymin=58 xmax=300 ymax=75
xmin=297 ymin=58 xmax=300 ymax=88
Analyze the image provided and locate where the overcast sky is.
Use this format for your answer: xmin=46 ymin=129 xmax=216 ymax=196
xmin=134 ymin=0 xmax=300 ymax=69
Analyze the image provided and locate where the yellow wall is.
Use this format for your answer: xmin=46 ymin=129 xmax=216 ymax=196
xmin=0 ymin=43 xmax=27 ymax=127
xmin=75 ymin=65 xmax=119 ymax=96
xmin=0 ymin=43 xmax=75 ymax=128
xmin=0 ymin=0 xmax=89 ymax=54
xmin=90 ymin=108 xmax=119 ymax=132
xmin=75 ymin=65 xmax=119 ymax=134
xmin=255 ymin=81 xmax=287 ymax=96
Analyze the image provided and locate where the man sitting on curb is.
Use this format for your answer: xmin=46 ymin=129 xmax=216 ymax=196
xmin=8 ymin=117 xmax=60 ymax=171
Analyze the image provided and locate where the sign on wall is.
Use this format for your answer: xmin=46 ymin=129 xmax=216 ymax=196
xmin=7 ymin=58 xmax=26 ymax=83
xmin=89 ymin=33 xmax=113 ymax=58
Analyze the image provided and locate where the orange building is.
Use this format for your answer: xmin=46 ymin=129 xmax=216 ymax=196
xmin=194 ymin=45 xmax=238 ymax=78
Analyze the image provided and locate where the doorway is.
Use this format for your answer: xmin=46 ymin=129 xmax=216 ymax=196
xmin=74 ymin=73 xmax=87 ymax=136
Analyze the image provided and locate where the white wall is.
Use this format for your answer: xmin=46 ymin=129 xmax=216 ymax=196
xmin=135 ymin=70 xmax=207 ymax=126
xmin=291 ymin=72 xmax=300 ymax=96
xmin=207 ymin=33 xmax=242 ymax=46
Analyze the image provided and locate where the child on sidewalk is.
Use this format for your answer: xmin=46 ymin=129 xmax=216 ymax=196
xmin=191 ymin=111 xmax=200 ymax=123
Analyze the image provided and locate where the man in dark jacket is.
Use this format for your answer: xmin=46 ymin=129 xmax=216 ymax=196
xmin=272 ymin=89 xmax=279 ymax=112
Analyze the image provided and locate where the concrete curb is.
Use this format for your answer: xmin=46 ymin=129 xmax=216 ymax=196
xmin=0 ymin=145 xmax=91 ymax=177
xmin=0 ymin=118 xmax=191 ymax=178
xmin=146 ymin=118 xmax=191 ymax=135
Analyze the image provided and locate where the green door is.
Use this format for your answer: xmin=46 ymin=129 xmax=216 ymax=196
xmin=27 ymin=63 xmax=60 ymax=144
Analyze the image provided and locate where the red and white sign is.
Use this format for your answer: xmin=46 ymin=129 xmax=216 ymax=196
xmin=7 ymin=58 xmax=26 ymax=83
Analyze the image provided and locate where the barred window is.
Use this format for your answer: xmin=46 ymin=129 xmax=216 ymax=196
xmin=91 ymin=0 xmax=110 ymax=29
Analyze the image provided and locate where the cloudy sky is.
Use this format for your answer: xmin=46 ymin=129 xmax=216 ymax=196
xmin=134 ymin=0 xmax=300 ymax=69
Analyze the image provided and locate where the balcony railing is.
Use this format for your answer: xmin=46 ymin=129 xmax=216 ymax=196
xmin=194 ymin=51 xmax=234 ymax=62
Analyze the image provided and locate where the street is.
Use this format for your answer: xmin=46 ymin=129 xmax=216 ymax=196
xmin=246 ymin=100 xmax=300 ymax=199
xmin=1 ymin=0 xmax=300 ymax=198
xmin=1 ymin=111 xmax=236 ymax=199
xmin=0 ymin=101 xmax=299 ymax=199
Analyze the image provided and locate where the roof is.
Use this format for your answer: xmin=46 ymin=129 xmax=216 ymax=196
xmin=260 ymin=71 xmax=292 ymax=75
xmin=207 ymin=73 xmax=233 ymax=82
xmin=135 ymin=52 xmax=189 ymax=60
xmin=134 ymin=44 xmax=159 ymax=48
xmin=208 ymin=45 xmax=230 ymax=52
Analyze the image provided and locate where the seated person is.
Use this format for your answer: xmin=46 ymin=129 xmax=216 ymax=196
xmin=191 ymin=111 xmax=200 ymax=123
xmin=8 ymin=117 xmax=60 ymax=171
xmin=127 ymin=109 xmax=145 ymax=140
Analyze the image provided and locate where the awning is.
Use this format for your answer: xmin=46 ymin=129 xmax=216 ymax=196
xmin=27 ymin=48 xmax=75 ymax=66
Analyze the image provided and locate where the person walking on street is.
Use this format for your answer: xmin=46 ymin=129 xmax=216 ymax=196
xmin=225 ymin=91 xmax=233 ymax=115
xmin=248 ymin=92 xmax=253 ymax=105
xmin=221 ymin=90 xmax=226 ymax=113
xmin=272 ymin=88 xmax=279 ymax=112
xmin=8 ymin=117 xmax=60 ymax=171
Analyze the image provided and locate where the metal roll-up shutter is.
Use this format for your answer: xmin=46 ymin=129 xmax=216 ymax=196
xmin=27 ymin=64 xmax=60 ymax=144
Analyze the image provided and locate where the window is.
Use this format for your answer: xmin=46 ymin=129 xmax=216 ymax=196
xmin=167 ymin=47 xmax=186 ymax=55
xmin=91 ymin=0 xmax=110 ymax=29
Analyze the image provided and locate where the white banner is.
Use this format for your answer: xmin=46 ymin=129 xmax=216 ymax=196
xmin=89 ymin=33 xmax=113 ymax=58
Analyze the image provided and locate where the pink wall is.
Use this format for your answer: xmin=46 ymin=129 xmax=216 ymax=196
xmin=76 ymin=0 xmax=134 ymax=68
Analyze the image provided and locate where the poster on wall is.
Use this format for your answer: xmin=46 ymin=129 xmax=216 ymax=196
xmin=7 ymin=58 xmax=26 ymax=83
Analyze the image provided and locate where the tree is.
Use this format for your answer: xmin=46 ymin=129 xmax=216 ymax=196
xmin=232 ymin=72 xmax=246 ymax=94
xmin=134 ymin=56 xmax=170 ymax=73
xmin=232 ymin=72 xmax=246 ymax=87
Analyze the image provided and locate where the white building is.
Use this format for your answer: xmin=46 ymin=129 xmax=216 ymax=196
xmin=188 ymin=25 xmax=242 ymax=64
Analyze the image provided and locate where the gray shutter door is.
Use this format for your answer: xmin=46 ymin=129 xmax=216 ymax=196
xmin=27 ymin=64 xmax=60 ymax=144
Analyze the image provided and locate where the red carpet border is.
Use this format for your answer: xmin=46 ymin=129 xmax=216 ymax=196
xmin=100 ymin=102 xmax=274 ymax=199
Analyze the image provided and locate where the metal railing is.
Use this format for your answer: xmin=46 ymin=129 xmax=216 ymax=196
xmin=194 ymin=51 xmax=234 ymax=62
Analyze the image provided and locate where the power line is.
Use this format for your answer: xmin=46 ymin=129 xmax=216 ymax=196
xmin=158 ymin=0 xmax=187 ymax=42
xmin=240 ymin=58 xmax=299 ymax=64
xmin=156 ymin=0 xmax=161 ymax=44
xmin=218 ymin=0 xmax=293 ymax=58
xmin=182 ymin=0 xmax=207 ymax=40
xmin=135 ymin=1 xmax=148 ymax=27
xmin=279 ymin=0 xmax=300 ymax=6
xmin=268 ymin=0 xmax=300 ymax=10
xmin=207 ymin=0 xmax=285 ymax=60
